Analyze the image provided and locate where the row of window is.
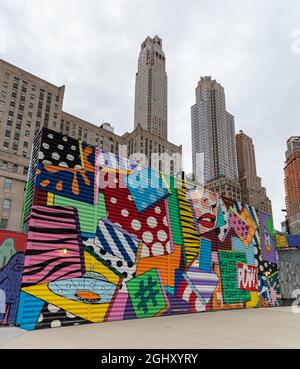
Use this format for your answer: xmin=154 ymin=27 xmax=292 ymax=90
xmin=0 ymin=161 xmax=28 ymax=175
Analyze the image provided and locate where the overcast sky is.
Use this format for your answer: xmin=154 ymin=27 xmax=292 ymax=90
xmin=1 ymin=0 xmax=300 ymax=229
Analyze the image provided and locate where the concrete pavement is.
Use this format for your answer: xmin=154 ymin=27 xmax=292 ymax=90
xmin=1 ymin=307 xmax=300 ymax=349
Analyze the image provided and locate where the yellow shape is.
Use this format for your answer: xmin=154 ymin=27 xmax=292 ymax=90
xmin=84 ymin=251 xmax=120 ymax=285
xmin=79 ymin=140 xmax=85 ymax=169
xmin=47 ymin=192 xmax=54 ymax=206
xmin=22 ymin=283 xmax=110 ymax=323
xmin=275 ymin=233 xmax=288 ymax=249
xmin=246 ymin=292 xmax=259 ymax=309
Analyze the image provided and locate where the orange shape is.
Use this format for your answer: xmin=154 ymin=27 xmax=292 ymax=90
xmin=136 ymin=245 xmax=182 ymax=288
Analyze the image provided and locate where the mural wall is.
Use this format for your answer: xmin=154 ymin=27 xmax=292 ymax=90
xmin=0 ymin=230 xmax=27 ymax=326
xmin=15 ymin=128 xmax=281 ymax=330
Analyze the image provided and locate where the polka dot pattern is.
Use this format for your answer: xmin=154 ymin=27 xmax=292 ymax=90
xmin=38 ymin=129 xmax=82 ymax=168
xmin=102 ymin=172 xmax=172 ymax=258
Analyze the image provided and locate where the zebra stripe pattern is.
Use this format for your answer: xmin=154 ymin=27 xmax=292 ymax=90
xmin=22 ymin=206 xmax=84 ymax=287
xmin=177 ymin=184 xmax=201 ymax=267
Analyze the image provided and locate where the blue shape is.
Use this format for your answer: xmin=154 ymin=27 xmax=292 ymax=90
xmin=16 ymin=292 xmax=44 ymax=331
xmin=36 ymin=163 xmax=95 ymax=205
xmin=216 ymin=205 xmax=225 ymax=228
xmin=232 ymin=237 xmax=255 ymax=266
xmin=199 ymin=238 xmax=212 ymax=272
xmin=48 ymin=276 xmax=117 ymax=304
xmin=126 ymin=168 xmax=170 ymax=213
xmin=287 ymin=235 xmax=300 ymax=248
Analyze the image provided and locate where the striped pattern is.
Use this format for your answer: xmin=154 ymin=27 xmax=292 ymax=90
xmin=176 ymin=273 xmax=207 ymax=312
xmin=187 ymin=266 xmax=219 ymax=301
xmin=96 ymin=219 xmax=139 ymax=264
xmin=22 ymin=206 xmax=84 ymax=287
xmin=177 ymin=183 xmax=201 ymax=266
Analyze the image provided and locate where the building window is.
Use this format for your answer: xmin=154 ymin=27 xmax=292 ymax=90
xmin=23 ymin=166 xmax=28 ymax=175
xmin=3 ymin=199 xmax=11 ymax=211
xmin=23 ymin=141 xmax=28 ymax=149
xmin=0 ymin=219 xmax=8 ymax=230
xmin=0 ymin=100 xmax=5 ymax=109
xmin=4 ymin=177 xmax=12 ymax=189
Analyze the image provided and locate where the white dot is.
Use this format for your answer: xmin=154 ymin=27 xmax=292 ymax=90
xmin=52 ymin=152 xmax=60 ymax=160
xmin=38 ymin=151 xmax=44 ymax=160
xmin=111 ymin=197 xmax=117 ymax=204
xmin=66 ymin=312 xmax=76 ymax=319
xmin=121 ymin=209 xmax=129 ymax=217
xmin=67 ymin=154 xmax=74 ymax=161
xmin=131 ymin=219 xmax=141 ymax=231
xmin=74 ymin=165 xmax=82 ymax=170
xmin=51 ymin=320 xmax=62 ymax=328
xmin=147 ymin=217 xmax=157 ymax=229
xmin=58 ymin=144 xmax=64 ymax=150
xmin=142 ymin=231 xmax=153 ymax=244
xmin=155 ymin=207 xmax=161 ymax=214
xmin=48 ymin=134 xmax=54 ymax=139
xmin=163 ymin=216 xmax=168 ymax=227
xmin=152 ymin=242 xmax=164 ymax=256
xmin=38 ymin=314 xmax=43 ymax=323
xmin=71 ymin=145 xmax=76 ymax=151
xmin=165 ymin=241 xmax=172 ymax=254
xmin=63 ymin=136 xmax=68 ymax=142
xmin=157 ymin=230 xmax=168 ymax=242
xmin=128 ymin=195 xmax=133 ymax=201
xmin=59 ymin=162 xmax=69 ymax=168
xmin=48 ymin=304 xmax=60 ymax=313
xmin=42 ymin=143 xmax=49 ymax=150
xmin=42 ymin=160 xmax=52 ymax=165
xmin=141 ymin=244 xmax=150 ymax=258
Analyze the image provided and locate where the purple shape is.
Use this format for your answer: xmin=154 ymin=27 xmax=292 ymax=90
xmin=0 ymin=253 xmax=25 ymax=325
xmin=162 ymin=294 xmax=191 ymax=316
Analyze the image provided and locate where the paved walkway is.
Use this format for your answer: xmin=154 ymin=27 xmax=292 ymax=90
xmin=1 ymin=307 xmax=300 ymax=349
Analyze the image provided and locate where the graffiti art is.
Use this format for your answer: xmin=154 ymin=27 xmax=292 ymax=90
xmin=11 ymin=128 xmax=282 ymax=330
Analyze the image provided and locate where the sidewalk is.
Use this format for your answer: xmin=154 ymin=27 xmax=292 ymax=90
xmin=1 ymin=307 xmax=299 ymax=349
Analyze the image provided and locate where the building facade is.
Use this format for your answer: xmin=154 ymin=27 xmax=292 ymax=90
xmin=0 ymin=59 xmax=65 ymax=231
xmin=235 ymin=130 xmax=272 ymax=213
xmin=120 ymin=124 xmax=182 ymax=175
xmin=0 ymin=52 xmax=182 ymax=232
xmin=191 ymin=76 xmax=240 ymax=201
xmin=134 ymin=35 xmax=168 ymax=140
xmin=284 ymin=137 xmax=300 ymax=234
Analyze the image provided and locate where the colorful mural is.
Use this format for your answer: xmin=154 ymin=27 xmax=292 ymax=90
xmin=0 ymin=230 xmax=27 ymax=326
xmin=14 ymin=128 xmax=281 ymax=330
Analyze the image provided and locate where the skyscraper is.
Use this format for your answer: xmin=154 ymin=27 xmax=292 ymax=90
xmin=235 ymin=130 xmax=272 ymax=213
xmin=284 ymin=136 xmax=300 ymax=234
xmin=191 ymin=76 xmax=241 ymax=201
xmin=134 ymin=35 xmax=168 ymax=140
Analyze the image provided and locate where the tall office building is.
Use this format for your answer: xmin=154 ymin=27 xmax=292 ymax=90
xmin=134 ymin=35 xmax=168 ymax=140
xmin=191 ymin=76 xmax=241 ymax=201
xmin=0 ymin=57 xmax=182 ymax=232
xmin=284 ymin=136 xmax=300 ymax=234
xmin=236 ymin=130 xmax=272 ymax=213
xmin=0 ymin=60 xmax=121 ymax=231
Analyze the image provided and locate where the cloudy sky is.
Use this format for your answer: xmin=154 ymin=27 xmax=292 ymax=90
xmin=1 ymin=0 xmax=300 ymax=228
